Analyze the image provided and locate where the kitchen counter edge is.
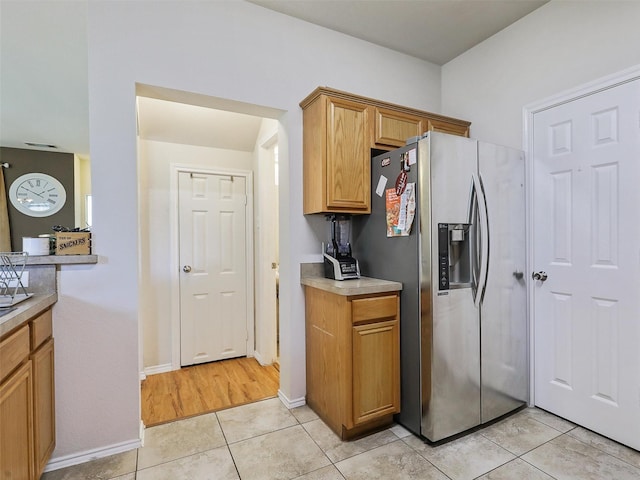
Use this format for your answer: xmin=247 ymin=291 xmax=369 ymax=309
xmin=0 ymin=293 xmax=58 ymax=338
xmin=301 ymin=275 xmax=402 ymax=296
xmin=26 ymin=254 xmax=98 ymax=265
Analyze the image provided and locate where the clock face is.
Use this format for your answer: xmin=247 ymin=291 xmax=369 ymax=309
xmin=8 ymin=173 xmax=67 ymax=217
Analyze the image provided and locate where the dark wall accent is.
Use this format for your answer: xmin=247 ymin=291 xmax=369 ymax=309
xmin=0 ymin=147 xmax=75 ymax=251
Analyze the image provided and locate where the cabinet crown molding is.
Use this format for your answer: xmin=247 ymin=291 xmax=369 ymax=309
xmin=300 ymin=86 xmax=471 ymax=129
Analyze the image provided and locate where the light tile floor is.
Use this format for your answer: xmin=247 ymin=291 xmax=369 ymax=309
xmin=42 ymin=397 xmax=640 ymax=480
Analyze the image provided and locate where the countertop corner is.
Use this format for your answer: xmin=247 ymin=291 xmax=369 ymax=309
xmin=301 ymin=274 xmax=402 ymax=296
xmin=0 ymin=293 xmax=58 ymax=338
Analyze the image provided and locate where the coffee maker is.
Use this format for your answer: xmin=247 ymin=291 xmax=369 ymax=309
xmin=323 ymin=214 xmax=360 ymax=280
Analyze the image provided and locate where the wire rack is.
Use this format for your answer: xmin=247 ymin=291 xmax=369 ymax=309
xmin=0 ymin=252 xmax=33 ymax=307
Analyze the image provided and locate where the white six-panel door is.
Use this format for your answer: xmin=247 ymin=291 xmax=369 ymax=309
xmin=532 ymin=77 xmax=640 ymax=450
xmin=179 ymin=171 xmax=248 ymax=366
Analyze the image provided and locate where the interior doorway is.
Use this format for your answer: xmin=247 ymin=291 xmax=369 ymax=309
xmin=136 ymin=85 xmax=284 ymax=424
xmin=526 ymin=67 xmax=640 ymax=450
xmin=255 ymin=135 xmax=280 ymax=366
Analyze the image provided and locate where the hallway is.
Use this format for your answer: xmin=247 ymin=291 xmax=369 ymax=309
xmin=141 ymin=357 xmax=279 ymax=426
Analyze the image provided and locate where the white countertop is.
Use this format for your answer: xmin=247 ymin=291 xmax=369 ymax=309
xmin=300 ymin=275 xmax=402 ymax=296
xmin=0 ymin=293 xmax=57 ymax=338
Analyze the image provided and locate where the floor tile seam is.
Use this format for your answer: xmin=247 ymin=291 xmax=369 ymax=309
xmin=515 ymin=456 xmax=560 ymax=479
xmin=224 ymin=421 xmax=309 ymax=446
xmin=425 ymin=458 xmax=454 ymax=480
xmin=135 ymin=445 xmax=140 ymax=474
xmin=562 ymin=430 xmax=640 ymax=472
xmin=134 ymin=443 xmax=231 ymax=474
xmin=300 ymin=424 xmax=408 ymax=465
xmin=458 ymin=432 xmax=517 ymax=460
xmin=290 ymin=413 xmax=319 ymax=426
xmin=215 ymin=409 xmax=233 ymax=446
xmin=332 ymin=429 xmax=414 ymax=464
xmin=477 ymin=430 xmax=523 ymax=457
xmin=396 ymin=436 xmax=458 ymax=478
xmin=477 ymin=425 xmax=563 ymax=457
xmin=298 ymin=421 xmax=342 ymax=465
xmin=527 ymin=409 xmax=576 ymax=433
xmin=525 ymin=414 xmax=576 ymax=435
xmin=565 ymin=426 xmax=640 ymax=466
xmin=336 ymin=437 xmax=409 ymax=465
xmin=136 ymin=414 xmax=228 ymax=471
xmin=223 ymin=442 xmax=243 ymax=480
xmin=295 ymin=464 xmax=347 ymax=480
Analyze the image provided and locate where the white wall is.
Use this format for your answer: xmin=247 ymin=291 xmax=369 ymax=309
xmin=442 ymin=1 xmax=640 ymax=149
xmin=139 ymin=140 xmax=254 ymax=371
xmin=50 ymin=0 xmax=442 ymax=461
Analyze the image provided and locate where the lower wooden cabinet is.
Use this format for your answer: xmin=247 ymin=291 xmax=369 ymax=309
xmin=304 ymin=286 xmax=400 ymax=439
xmin=32 ymin=338 xmax=55 ymax=478
xmin=0 ymin=307 xmax=55 ymax=480
xmin=352 ymin=320 xmax=399 ymax=425
xmin=0 ymin=360 xmax=34 ymax=480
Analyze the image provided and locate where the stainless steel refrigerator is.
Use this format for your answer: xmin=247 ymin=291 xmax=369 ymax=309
xmin=353 ymin=131 xmax=528 ymax=442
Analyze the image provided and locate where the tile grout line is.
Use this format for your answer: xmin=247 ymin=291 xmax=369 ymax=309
xmin=398 ymin=435 xmax=457 ymax=480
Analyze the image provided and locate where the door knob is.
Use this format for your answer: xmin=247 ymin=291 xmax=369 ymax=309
xmin=532 ymin=271 xmax=548 ymax=282
xmin=183 ymin=265 xmax=192 ymax=273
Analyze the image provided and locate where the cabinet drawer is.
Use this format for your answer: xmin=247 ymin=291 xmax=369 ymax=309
xmin=0 ymin=324 xmax=30 ymax=381
xmin=352 ymin=295 xmax=397 ymax=324
xmin=31 ymin=309 xmax=53 ymax=350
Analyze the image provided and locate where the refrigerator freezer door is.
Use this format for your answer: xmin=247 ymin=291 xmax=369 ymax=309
xmin=478 ymin=142 xmax=528 ymax=423
xmin=421 ymin=133 xmax=482 ymax=441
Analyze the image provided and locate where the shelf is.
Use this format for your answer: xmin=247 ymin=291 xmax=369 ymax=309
xmin=24 ymin=255 xmax=98 ymax=266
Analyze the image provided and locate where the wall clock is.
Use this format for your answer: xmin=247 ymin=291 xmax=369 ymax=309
xmin=8 ymin=173 xmax=67 ymax=217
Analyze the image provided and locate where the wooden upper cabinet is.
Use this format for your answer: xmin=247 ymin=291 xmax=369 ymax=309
xmin=302 ymin=93 xmax=371 ymax=214
xmin=374 ymin=107 xmax=425 ymax=149
xmin=301 ymin=87 xmax=470 ymax=215
xmin=326 ymin=98 xmax=371 ymax=212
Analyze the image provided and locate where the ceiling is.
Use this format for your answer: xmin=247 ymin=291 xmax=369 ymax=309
xmin=0 ymin=0 xmax=548 ymax=157
xmin=137 ymin=97 xmax=264 ymax=152
xmin=248 ymin=0 xmax=547 ymax=66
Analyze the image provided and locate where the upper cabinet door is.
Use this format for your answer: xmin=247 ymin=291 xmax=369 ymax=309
xmin=326 ymin=97 xmax=371 ymax=212
xmin=374 ymin=107 xmax=425 ymax=149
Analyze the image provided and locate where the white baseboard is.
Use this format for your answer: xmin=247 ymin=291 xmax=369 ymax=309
xmin=278 ymin=389 xmax=305 ymax=409
xmin=140 ymin=420 xmax=146 ymax=446
xmin=44 ymin=438 xmax=141 ymax=473
xmin=143 ymin=363 xmax=173 ymax=378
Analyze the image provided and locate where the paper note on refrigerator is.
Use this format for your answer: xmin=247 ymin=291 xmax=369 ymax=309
xmin=407 ymin=148 xmax=417 ymax=166
xmin=386 ymin=183 xmax=415 ymax=237
xmin=375 ymin=175 xmax=388 ymax=197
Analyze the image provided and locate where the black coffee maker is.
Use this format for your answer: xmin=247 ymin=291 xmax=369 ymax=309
xmin=323 ymin=214 xmax=360 ymax=280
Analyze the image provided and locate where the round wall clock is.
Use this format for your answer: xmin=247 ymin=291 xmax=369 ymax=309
xmin=8 ymin=173 xmax=67 ymax=217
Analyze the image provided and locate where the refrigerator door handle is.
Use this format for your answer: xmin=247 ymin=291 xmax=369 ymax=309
xmin=472 ymin=173 xmax=489 ymax=307
xmin=468 ymin=179 xmax=480 ymax=301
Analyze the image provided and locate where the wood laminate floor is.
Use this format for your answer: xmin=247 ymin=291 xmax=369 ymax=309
xmin=141 ymin=356 xmax=280 ymax=427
